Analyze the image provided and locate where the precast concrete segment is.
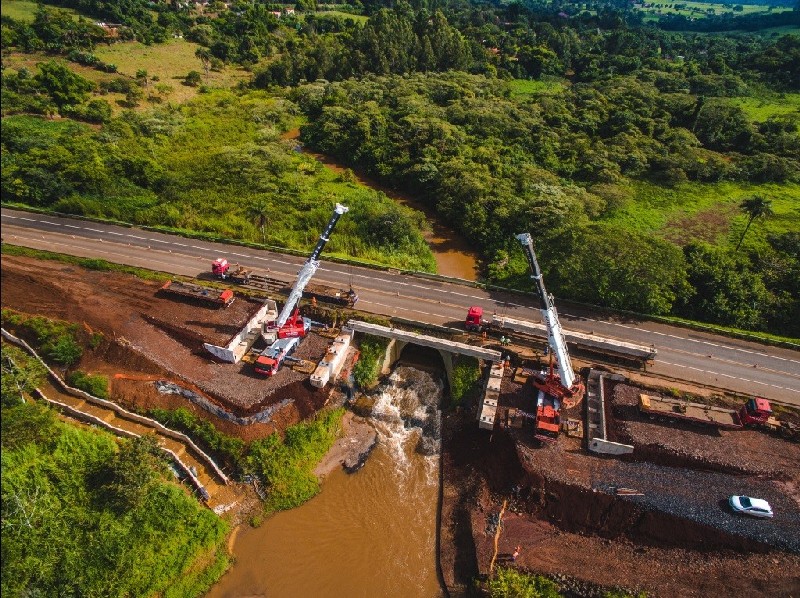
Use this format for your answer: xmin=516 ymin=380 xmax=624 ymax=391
xmin=346 ymin=320 xmax=503 ymax=362
xmin=493 ymin=315 xmax=658 ymax=360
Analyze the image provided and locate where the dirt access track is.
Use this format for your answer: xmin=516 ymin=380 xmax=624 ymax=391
xmin=3 ymin=255 xmax=800 ymax=597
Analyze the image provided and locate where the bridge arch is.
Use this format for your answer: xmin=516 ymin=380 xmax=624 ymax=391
xmin=347 ymin=320 xmax=502 ymax=391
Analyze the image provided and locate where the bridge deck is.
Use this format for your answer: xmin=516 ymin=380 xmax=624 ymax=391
xmin=346 ymin=320 xmax=502 ymax=362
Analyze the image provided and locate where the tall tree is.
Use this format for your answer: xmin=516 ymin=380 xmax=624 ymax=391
xmin=248 ymin=196 xmax=271 ymax=244
xmin=736 ymin=194 xmax=773 ymax=251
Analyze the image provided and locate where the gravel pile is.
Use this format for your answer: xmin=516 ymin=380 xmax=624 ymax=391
xmin=601 ymin=458 xmax=800 ymax=553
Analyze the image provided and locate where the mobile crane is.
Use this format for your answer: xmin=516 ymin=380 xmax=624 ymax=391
xmin=254 ymin=203 xmax=349 ymax=375
xmin=516 ymin=232 xmax=585 ymax=441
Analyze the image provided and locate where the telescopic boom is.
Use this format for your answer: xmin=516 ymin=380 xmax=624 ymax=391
xmin=515 ymin=232 xmax=576 ymax=390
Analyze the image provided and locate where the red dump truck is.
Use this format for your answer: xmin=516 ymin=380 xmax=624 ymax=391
xmin=638 ymin=395 xmax=780 ymax=430
xmin=159 ymin=280 xmax=234 ymax=308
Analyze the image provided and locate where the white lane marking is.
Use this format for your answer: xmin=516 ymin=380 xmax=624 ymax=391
xmin=563 ymin=313 xmax=799 ymax=363
xmin=63 ymin=224 xmax=81 ymax=229
xmin=127 ymin=234 xmax=147 ymax=240
xmin=658 ymin=360 xmax=798 ymax=392
xmin=7 ymin=212 xmax=797 ymax=363
xmin=27 ymin=239 xmax=184 ymax=270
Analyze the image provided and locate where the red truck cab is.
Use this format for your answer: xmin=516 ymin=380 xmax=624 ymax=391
xmin=466 ymin=306 xmax=487 ymax=332
xmin=212 ymin=258 xmax=229 ymax=278
xmin=739 ymin=397 xmax=772 ymax=425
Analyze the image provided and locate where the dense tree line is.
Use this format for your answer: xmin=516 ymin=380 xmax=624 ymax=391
xmin=296 ymin=72 xmax=799 ymax=334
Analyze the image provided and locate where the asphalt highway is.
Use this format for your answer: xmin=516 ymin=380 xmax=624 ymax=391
xmin=2 ymin=208 xmax=799 ymax=405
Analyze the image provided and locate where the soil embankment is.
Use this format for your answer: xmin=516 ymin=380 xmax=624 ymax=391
xmin=439 ymin=368 xmax=800 ymax=597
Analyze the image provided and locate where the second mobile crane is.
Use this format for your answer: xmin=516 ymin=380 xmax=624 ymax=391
xmin=516 ymin=232 xmax=585 ymax=441
xmin=254 ymin=203 xmax=349 ymax=376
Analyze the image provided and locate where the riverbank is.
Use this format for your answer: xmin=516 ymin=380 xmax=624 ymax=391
xmin=314 ymin=410 xmax=378 ymax=478
xmin=282 ymin=128 xmax=480 ymax=281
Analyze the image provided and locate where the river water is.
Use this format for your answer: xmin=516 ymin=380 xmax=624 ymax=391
xmin=207 ymin=367 xmax=446 ymax=598
xmin=282 ymin=129 xmax=480 ymax=281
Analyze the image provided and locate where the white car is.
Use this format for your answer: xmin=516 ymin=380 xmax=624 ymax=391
xmin=729 ymin=495 xmax=774 ymax=519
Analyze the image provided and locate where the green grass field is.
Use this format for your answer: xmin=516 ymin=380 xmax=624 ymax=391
xmin=601 ymin=180 xmax=800 ymax=251
xmin=508 ymin=78 xmax=566 ymax=98
xmin=94 ymin=39 xmax=252 ymax=99
xmin=315 ymin=10 xmax=369 ymax=22
xmin=727 ymin=93 xmax=800 ymax=121
xmin=637 ymin=0 xmax=793 ymax=19
xmin=1 ymin=0 xmax=86 ymax=21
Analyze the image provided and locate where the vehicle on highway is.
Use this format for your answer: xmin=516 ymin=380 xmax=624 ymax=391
xmin=728 ymin=495 xmax=774 ymax=518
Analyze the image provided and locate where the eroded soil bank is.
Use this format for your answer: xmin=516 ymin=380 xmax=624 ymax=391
xmin=439 ymin=368 xmax=800 ymax=598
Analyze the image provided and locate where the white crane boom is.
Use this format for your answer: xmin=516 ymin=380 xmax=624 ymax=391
xmin=273 ymin=203 xmax=349 ymax=330
xmin=515 ymin=232 xmax=576 ymax=390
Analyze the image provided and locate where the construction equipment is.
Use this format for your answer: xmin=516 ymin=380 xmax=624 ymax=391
xmin=515 ymin=232 xmax=585 ymax=442
xmin=212 ymin=259 xmax=358 ymax=307
xmin=465 ymin=306 xmax=489 ymax=332
xmin=254 ymin=203 xmax=349 ymax=376
xmin=639 ymin=394 xmax=797 ymax=439
xmin=263 ymin=203 xmax=349 ymax=342
xmin=159 ymin=280 xmax=234 ymax=308
xmin=254 ymin=336 xmax=301 ymax=376
xmin=303 ymin=283 xmax=359 ymax=308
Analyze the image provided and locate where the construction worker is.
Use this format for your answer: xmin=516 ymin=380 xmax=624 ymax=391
xmin=512 ymin=545 xmax=521 ymax=561
xmin=311 ymin=296 xmax=317 ymax=308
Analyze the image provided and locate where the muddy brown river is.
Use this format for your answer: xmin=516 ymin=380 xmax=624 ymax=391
xmin=207 ymin=368 xmax=445 ymax=598
xmin=282 ymin=129 xmax=480 ymax=281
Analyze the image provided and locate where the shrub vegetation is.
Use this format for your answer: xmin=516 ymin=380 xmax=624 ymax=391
xmin=1 ymin=401 xmax=229 ymax=597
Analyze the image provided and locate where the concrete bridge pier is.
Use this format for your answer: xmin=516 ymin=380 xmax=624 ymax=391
xmin=381 ymin=338 xmax=454 ymax=389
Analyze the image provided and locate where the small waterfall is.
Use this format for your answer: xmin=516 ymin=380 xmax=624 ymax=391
xmin=366 ymin=366 xmax=443 ymax=480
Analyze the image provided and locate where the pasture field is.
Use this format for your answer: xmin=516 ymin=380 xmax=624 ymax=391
xmin=315 ymin=10 xmax=369 ymax=22
xmin=508 ymin=78 xmax=567 ymax=98
xmin=602 ymin=180 xmax=800 ymax=250
xmin=93 ymin=39 xmax=253 ymax=101
xmin=0 ymin=0 xmax=56 ymax=22
xmin=637 ymin=0 xmax=793 ymax=19
xmin=727 ymin=93 xmax=800 ymax=121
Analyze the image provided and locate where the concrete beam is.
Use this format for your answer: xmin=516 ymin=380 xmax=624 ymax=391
xmin=492 ymin=315 xmax=657 ymax=360
xmin=347 ymin=320 xmax=502 ymax=362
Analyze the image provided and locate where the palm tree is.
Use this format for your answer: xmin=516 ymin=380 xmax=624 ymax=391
xmin=736 ymin=195 xmax=773 ymax=251
xmin=247 ymin=197 xmax=271 ymax=245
